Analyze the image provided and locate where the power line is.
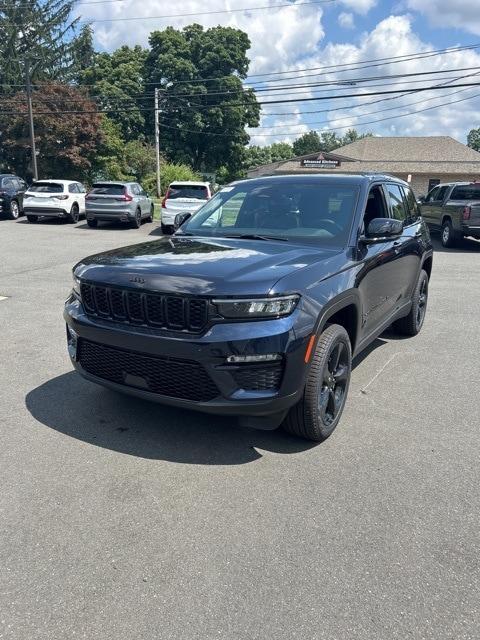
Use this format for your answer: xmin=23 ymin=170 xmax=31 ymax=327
xmin=78 ymin=0 xmax=335 ymax=23
xmin=3 ymin=81 xmax=480 ymax=115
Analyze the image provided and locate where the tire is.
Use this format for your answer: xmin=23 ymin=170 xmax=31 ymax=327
xmin=131 ymin=208 xmax=142 ymax=229
xmin=394 ymin=269 xmax=429 ymax=337
xmin=67 ymin=203 xmax=79 ymax=224
xmin=161 ymin=223 xmax=173 ymax=235
xmin=441 ymin=219 xmax=459 ymax=248
xmin=146 ymin=205 xmax=154 ymax=223
xmin=283 ymin=324 xmax=352 ymax=442
xmin=9 ymin=200 xmax=20 ymax=220
xmin=87 ymin=219 xmax=98 ymax=228
xmin=27 ymin=215 xmax=38 ymax=223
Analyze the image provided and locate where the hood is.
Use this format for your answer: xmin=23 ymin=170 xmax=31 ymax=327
xmin=75 ymin=235 xmax=341 ymax=296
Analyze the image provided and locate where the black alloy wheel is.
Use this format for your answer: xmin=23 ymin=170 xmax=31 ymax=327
xmin=283 ymin=324 xmax=352 ymax=441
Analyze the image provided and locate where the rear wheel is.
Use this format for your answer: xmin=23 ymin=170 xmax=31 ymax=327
xmin=394 ymin=269 xmax=429 ymax=337
xmin=283 ymin=324 xmax=352 ymax=442
xmin=441 ymin=219 xmax=459 ymax=248
xmin=131 ymin=208 xmax=142 ymax=229
xmin=9 ymin=200 xmax=20 ymax=220
xmin=87 ymin=219 xmax=98 ymax=228
xmin=27 ymin=215 xmax=38 ymax=223
xmin=67 ymin=203 xmax=79 ymax=224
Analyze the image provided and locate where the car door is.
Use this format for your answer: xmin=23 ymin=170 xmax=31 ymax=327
xmin=356 ymin=183 xmax=401 ymax=338
xmin=422 ymin=185 xmax=449 ymax=230
xmin=130 ymin=183 xmax=142 ymax=213
xmin=137 ymin=184 xmax=149 ymax=215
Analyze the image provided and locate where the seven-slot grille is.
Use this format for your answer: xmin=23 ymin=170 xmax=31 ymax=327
xmin=78 ymin=339 xmax=220 ymax=402
xmin=80 ymin=282 xmax=209 ymax=332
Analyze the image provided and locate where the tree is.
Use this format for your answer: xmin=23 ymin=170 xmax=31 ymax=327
xmin=270 ymin=142 xmax=294 ymax=162
xmin=292 ymin=131 xmax=322 ymax=156
xmin=72 ymin=25 xmax=95 ymax=76
xmin=467 ymin=127 xmax=480 ymax=152
xmin=144 ymin=24 xmax=260 ymax=172
xmin=79 ymin=46 xmax=148 ymax=142
xmin=0 ymin=0 xmax=79 ymax=93
xmin=0 ymin=84 xmax=102 ymax=180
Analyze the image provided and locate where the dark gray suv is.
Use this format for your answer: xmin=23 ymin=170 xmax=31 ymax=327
xmin=85 ymin=182 xmax=154 ymax=229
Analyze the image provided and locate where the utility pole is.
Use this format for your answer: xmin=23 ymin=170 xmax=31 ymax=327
xmin=154 ymin=88 xmax=161 ymax=198
xmin=25 ymin=59 xmax=38 ymax=181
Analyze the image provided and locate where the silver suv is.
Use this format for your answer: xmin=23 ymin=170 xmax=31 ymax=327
xmin=85 ymin=182 xmax=154 ymax=229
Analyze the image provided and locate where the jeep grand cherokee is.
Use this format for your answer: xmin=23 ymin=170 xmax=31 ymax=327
xmin=64 ymin=174 xmax=433 ymax=442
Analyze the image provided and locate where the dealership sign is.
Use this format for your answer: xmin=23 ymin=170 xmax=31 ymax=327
xmin=301 ymin=154 xmax=340 ymax=168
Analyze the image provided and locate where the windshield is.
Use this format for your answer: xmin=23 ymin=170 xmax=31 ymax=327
xmin=29 ymin=182 xmax=64 ymax=193
xmin=450 ymin=184 xmax=480 ymax=200
xmin=179 ymin=180 xmax=358 ymax=246
xmin=168 ymin=185 xmax=208 ymax=200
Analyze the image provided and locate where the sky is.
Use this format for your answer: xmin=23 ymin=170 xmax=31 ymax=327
xmin=75 ymin=0 xmax=480 ymax=146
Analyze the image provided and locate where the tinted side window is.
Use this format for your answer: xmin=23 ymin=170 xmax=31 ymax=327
xmin=68 ymin=183 xmax=79 ymax=193
xmin=436 ymin=186 xmax=449 ymax=202
xmin=425 ymin=186 xmax=439 ymax=203
xmin=2 ymin=178 xmax=15 ymax=189
xmin=131 ymin=184 xmax=140 ymax=195
xmin=402 ymin=187 xmax=420 ymax=224
xmin=78 ymin=183 xmax=87 ymax=193
xmin=450 ymin=184 xmax=480 ymax=200
xmin=386 ymin=184 xmax=407 ymax=221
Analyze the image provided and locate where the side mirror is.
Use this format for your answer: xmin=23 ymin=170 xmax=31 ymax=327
xmin=174 ymin=212 xmax=192 ymax=229
xmin=361 ymin=218 xmax=403 ymax=243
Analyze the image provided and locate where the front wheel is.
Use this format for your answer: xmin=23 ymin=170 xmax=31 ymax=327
xmin=9 ymin=200 xmax=20 ymax=220
xmin=283 ymin=324 xmax=352 ymax=442
xmin=394 ymin=269 xmax=429 ymax=336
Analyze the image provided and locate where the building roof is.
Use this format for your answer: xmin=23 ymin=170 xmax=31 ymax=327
xmin=333 ymin=136 xmax=480 ymax=162
xmin=247 ymin=136 xmax=480 ymax=179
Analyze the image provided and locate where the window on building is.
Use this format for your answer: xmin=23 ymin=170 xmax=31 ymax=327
xmin=428 ymin=178 xmax=441 ymax=192
xmin=385 ymin=183 xmax=407 ymax=221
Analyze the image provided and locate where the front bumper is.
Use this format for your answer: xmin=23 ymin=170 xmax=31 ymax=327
xmin=64 ymin=297 xmax=313 ymax=422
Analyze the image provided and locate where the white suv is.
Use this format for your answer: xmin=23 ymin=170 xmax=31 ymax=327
xmin=24 ymin=180 xmax=87 ymax=224
xmin=161 ymin=181 xmax=212 ymax=234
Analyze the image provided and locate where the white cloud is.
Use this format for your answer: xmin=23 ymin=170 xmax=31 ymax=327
xmin=406 ymin=0 xmax=480 ymax=36
xmin=81 ymin=0 xmax=324 ymax=75
xmin=338 ymin=12 xmax=355 ymax=29
xmin=338 ymin=0 xmax=377 ymax=15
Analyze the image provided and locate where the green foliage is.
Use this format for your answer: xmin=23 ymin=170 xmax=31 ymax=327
xmin=72 ymin=25 xmax=95 ymax=75
xmin=145 ymin=24 xmax=260 ymax=172
xmin=0 ymin=0 xmax=79 ymax=93
xmin=79 ymin=46 xmax=148 ymax=141
xmin=292 ymin=131 xmax=322 ymax=156
xmin=467 ymin=127 xmax=480 ymax=151
xmin=0 ymin=83 xmax=102 ymax=180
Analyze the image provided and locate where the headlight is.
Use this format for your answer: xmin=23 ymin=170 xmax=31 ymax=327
xmin=72 ymin=273 xmax=81 ymax=298
xmin=213 ymin=295 xmax=299 ymax=319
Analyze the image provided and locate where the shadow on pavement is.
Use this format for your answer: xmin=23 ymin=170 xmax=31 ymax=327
xmin=26 ymin=372 xmax=316 ymax=465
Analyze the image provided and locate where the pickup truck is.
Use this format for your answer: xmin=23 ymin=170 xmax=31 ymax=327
xmin=420 ymin=181 xmax=480 ymax=247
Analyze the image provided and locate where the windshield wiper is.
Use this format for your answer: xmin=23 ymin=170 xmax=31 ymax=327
xmin=223 ymin=233 xmax=289 ymax=242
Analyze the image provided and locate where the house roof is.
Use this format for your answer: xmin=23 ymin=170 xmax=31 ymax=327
xmin=333 ymin=136 xmax=480 ymax=162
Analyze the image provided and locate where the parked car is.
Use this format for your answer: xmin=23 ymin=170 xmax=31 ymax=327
xmin=0 ymin=174 xmax=27 ymax=220
xmin=65 ymin=174 xmax=433 ymax=442
xmin=419 ymin=181 xmax=480 ymax=247
xmin=24 ymin=180 xmax=87 ymax=223
xmin=161 ymin=181 xmax=212 ymax=234
xmin=85 ymin=182 xmax=154 ymax=229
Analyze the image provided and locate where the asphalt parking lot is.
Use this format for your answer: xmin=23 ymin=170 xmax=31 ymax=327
xmin=1 ymin=216 xmax=479 ymax=640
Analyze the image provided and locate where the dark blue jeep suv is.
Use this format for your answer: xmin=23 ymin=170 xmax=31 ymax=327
xmin=64 ymin=174 xmax=433 ymax=441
